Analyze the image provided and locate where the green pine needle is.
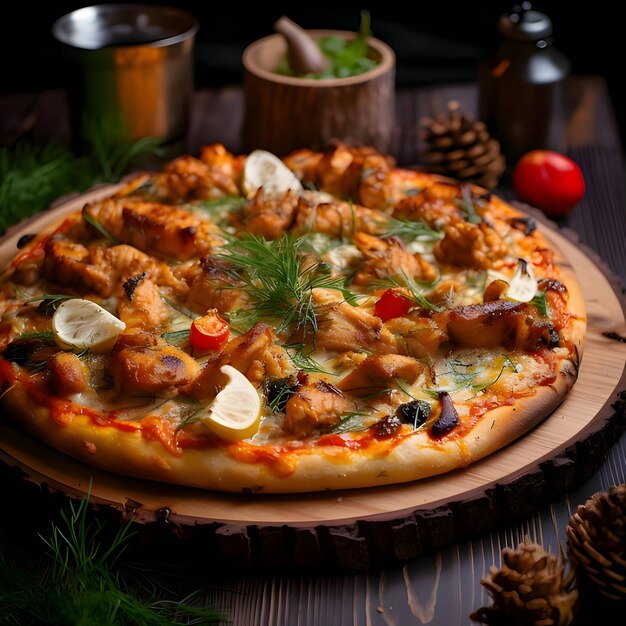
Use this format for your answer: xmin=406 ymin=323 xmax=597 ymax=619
xmin=82 ymin=114 xmax=165 ymax=182
xmin=0 ymin=483 xmax=224 ymax=625
xmin=0 ymin=143 xmax=92 ymax=233
xmin=0 ymin=133 xmax=165 ymax=236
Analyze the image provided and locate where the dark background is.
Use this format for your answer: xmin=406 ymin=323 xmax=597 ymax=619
xmin=1 ymin=2 xmax=624 ymax=146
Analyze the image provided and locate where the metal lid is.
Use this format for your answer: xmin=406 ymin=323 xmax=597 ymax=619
xmin=498 ymin=3 xmax=553 ymax=42
xmin=52 ymin=4 xmax=198 ymax=50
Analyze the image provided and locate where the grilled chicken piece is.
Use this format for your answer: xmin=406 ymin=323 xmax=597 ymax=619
xmin=318 ymin=145 xmax=394 ymax=198
xmin=358 ymin=168 xmax=432 ymax=211
xmin=200 ymin=144 xmax=245 ymax=185
xmin=282 ymin=148 xmax=323 ymax=183
xmin=187 ymin=323 xmax=291 ymax=399
xmin=42 ymin=239 xmax=182 ymax=298
xmin=108 ymin=331 xmax=200 ymax=396
xmin=337 ymin=354 xmax=425 ymax=397
xmin=292 ymin=196 xmax=381 ymax=238
xmin=312 ymin=288 xmax=394 ymax=353
xmin=83 ymin=199 xmax=221 ymax=261
xmin=433 ymin=300 xmax=553 ymax=351
xmin=434 ymin=219 xmax=508 ymax=270
xmin=287 ymin=144 xmax=392 ymax=197
xmin=43 ymin=240 xmax=112 ymax=295
xmin=428 ymin=279 xmax=462 ymax=307
xmin=153 ymin=151 xmax=240 ymax=202
xmin=234 ymin=189 xmax=299 ymax=239
xmin=185 ymin=256 xmax=249 ymax=315
xmin=47 ymin=352 xmax=90 ymax=396
xmin=10 ymin=245 xmax=46 ymax=286
xmin=118 ymin=274 xmax=171 ymax=331
xmin=283 ymin=380 xmax=355 ymax=437
xmin=352 ymin=232 xmax=437 ymax=287
xmin=392 ymin=183 xmax=464 ymax=228
xmin=383 ymin=316 xmax=448 ymax=358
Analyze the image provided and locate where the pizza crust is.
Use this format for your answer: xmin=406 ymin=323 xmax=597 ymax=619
xmin=2 ymin=353 xmax=578 ymax=493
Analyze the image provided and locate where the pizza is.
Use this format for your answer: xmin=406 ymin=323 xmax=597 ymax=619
xmin=0 ymin=143 xmax=585 ymax=493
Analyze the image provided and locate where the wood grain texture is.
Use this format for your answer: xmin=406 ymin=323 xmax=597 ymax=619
xmin=241 ymin=30 xmax=395 ymax=156
xmin=242 ymin=69 xmax=395 ymax=156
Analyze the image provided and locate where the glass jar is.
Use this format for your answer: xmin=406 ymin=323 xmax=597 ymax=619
xmin=478 ymin=3 xmax=570 ymax=166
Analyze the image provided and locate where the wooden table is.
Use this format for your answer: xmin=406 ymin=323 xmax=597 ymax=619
xmin=1 ymin=77 xmax=625 ymax=625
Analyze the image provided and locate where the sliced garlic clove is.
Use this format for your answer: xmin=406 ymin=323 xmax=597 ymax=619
xmin=507 ymin=259 xmax=538 ymax=303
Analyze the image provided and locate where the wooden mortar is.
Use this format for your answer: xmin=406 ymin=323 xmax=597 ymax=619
xmin=242 ymin=30 xmax=396 ymax=156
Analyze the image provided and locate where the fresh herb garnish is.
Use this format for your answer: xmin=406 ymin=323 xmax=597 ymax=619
xmin=175 ymin=406 xmax=205 ymax=432
xmin=277 ymin=11 xmax=377 ymax=79
xmin=456 ymin=184 xmax=483 ymax=225
xmin=195 ymin=196 xmax=247 ymax=226
xmin=16 ymin=331 xmax=54 ymax=341
xmin=266 ymin=377 xmax=299 ymax=413
xmin=285 ymin=343 xmax=333 ymax=375
xmin=379 ymin=217 xmax=443 ymax=242
xmin=531 ymin=291 xmax=549 ymax=317
xmin=218 ymin=233 xmax=351 ymax=340
xmin=330 ymin=411 xmax=369 ymax=433
xmin=426 ymin=355 xmax=517 ymax=395
xmin=26 ymin=293 xmax=74 ymax=316
xmin=83 ymin=212 xmax=120 ymax=244
xmin=160 ymin=329 xmax=191 ymax=345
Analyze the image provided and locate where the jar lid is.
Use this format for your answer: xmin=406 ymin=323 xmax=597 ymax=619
xmin=498 ymin=3 xmax=553 ymax=42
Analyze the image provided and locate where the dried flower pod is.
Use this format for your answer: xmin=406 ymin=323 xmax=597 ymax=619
xmin=420 ymin=101 xmax=506 ymax=189
xmin=566 ymin=483 xmax=626 ymax=600
xmin=471 ymin=538 xmax=578 ymax=625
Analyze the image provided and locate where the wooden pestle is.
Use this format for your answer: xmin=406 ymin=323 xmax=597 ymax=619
xmin=273 ymin=16 xmax=330 ymax=75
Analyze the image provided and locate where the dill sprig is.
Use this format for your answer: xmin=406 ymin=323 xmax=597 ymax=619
xmin=330 ymin=411 xmax=369 ymax=434
xmin=0 ymin=481 xmax=225 ymax=625
xmin=0 ymin=132 xmax=165 ymax=235
xmin=83 ymin=212 xmax=119 ymax=243
xmin=15 ymin=331 xmax=54 ymax=341
xmin=285 ymin=343 xmax=333 ymax=375
xmin=25 ymin=293 xmax=74 ymax=316
xmin=198 ymin=195 xmax=247 ymax=215
xmin=218 ymin=233 xmax=351 ymax=339
xmin=424 ymin=355 xmax=517 ymax=396
xmin=0 ymin=143 xmax=93 ymax=233
xmin=456 ymin=184 xmax=483 ymax=225
xmin=82 ymin=114 xmax=164 ymax=182
xmin=161 ymin=329 xmax=191 ymax=346
xmin=379 ymin=217 xmax=443 ymax=242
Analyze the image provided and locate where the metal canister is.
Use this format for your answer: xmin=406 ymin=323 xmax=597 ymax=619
xmin=478 ymin=3 xmax=570 ymax=166
xmin=52 ymin=4 xmax=198 ymax=150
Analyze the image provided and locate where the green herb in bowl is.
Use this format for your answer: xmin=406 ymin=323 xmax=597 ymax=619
xmin=276 ymin=12 xmax=378 ymax=79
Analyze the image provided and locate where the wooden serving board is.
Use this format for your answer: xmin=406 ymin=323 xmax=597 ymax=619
xmin=1 ymin=188 xmax=625 ymax=572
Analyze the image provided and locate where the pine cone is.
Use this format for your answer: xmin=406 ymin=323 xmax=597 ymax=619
xmin=566 ymin=483 xmax=626 ymax=600
xmin=470 ymin=538 xmax=578 ymax=625
xmin=420 ymin=101 xmax=505 ymax=189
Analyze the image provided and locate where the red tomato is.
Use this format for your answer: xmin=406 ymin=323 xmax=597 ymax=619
xmin=189 ymin=310 xmax=230 ymax=351
xmin=512 ymin=150 xmax=585 ymax=217
xmin=374 ymin=289 xmax=413 ymax=322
